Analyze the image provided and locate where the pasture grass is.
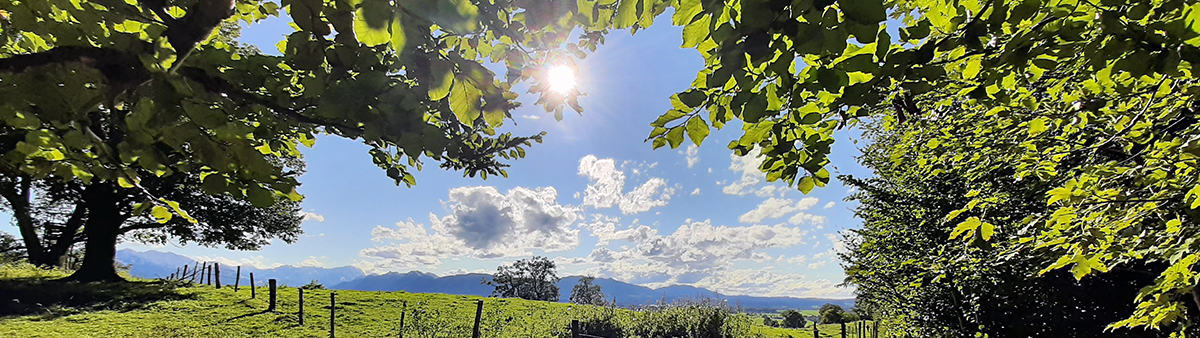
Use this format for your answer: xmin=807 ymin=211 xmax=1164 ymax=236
xmin=0 ymin=263 xmax=848 ymax=338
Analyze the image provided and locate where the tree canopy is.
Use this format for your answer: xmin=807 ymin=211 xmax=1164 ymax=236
xmin=780 ymin=309 xmax=807 ymax=328
xmin=484 ymin=256 xmax=561 ymax=302
xmin=569 ymin=275 xmax=608 ymax=306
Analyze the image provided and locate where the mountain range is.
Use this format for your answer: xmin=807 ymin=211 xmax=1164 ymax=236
xmin=117 ymin=249 xmax=852 ymax=311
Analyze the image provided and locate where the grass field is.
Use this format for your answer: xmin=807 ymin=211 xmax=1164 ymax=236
xmin=0 ymin=263 xmax=855 ymax=338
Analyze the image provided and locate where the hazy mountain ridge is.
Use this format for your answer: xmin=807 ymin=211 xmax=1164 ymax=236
xmin=117 ymin=249 xmax=852 ymax=310
xmin=116 ymin=249 xmax=365 ymax=287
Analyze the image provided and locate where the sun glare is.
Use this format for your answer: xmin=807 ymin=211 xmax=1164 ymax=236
xmin=547 ymin=65 xmax=576 ymax=94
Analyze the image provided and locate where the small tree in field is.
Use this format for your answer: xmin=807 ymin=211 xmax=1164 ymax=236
xmin=781 ymin=309 xmax=807 ymax=328
xmin=762 ymin=315 xmax=778 ymax=327
xmin=483 ymin=256 xmax=559 ymax=302
xmin=819 ymin=304 xmax=845 ymax=324
xmin=569 ymin=276 xmax=607 ymax=306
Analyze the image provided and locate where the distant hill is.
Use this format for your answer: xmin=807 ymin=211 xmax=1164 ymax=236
xmin=333 ymin=273 xmax=852 ymax=311
xmin=116 ymin=249 xmax=852 ymax=311
xmin=116 ymin=249 xmax=365 ymax=287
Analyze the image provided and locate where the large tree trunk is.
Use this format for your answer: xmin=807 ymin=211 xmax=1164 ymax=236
xmin=65 ymin=183 xmax=125 ymax=282
xmin=2 ymin=176 xmax=54 ymax=266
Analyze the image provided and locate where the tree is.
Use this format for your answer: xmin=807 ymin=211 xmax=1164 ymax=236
xmin=839 ymin=118 xmax=1166 ymax=337
xmin=555 ymin=0 xmax=1200 ymax=333
xmin=818 ymin=303 xmax=844 ymax=324
xmin=761 ymin=314 xmax=778 ymax=328
xmin=569 ymin=276 xmax=607 ymax=306
xmin=780 ymin=309 xmax=807 ymax=329
xmin=484 ymin=256 xmax=560 ymax=301
xmin=1 ymin=0 xmax=598 ymax=281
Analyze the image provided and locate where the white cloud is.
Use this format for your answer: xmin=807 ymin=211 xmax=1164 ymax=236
xmin=787 ymin=212 xmax=827 ymax=226
xmin=708 ymin=168 xmax=713 ymax=173
xmin=522 ymin=115 xmax=541 ymax=120
xmin=721 ymin=149 xmax=765 ymax=196
xmin=807 ymin=260 xmax=830 ymax=269
xmin=578 ymin=155 xmax=676 ymax=214
xmin=301 ymin=211 xmax=326 ymax=223
xmin=566 ymin=218 xmax=816 ymax=295
xmin=298 ymin=256 xmax=325 ymax=267
xmin=738 ymin=197 xmax=820 ymax=224
xmin=847 ymin=186 xmax=859 ymax=194
xmin=359 ymin=186 xmax=582 ymax=270
xmin=681 ymin=145 xmax=700 ymax=168
xmin=691 ymin=188 xmax=701 ymax=196
xmin=823 ymin=201 xmax=835 ymax=209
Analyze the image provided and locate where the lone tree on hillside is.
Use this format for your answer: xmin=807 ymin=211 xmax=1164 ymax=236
xmin=569 ymin=276 xmax=607 ymax=306
xmin=484 ymin=256 xmax=560 ymax=302
xmin=781 ymin=309 xmax=808 ymax=328
xmin=819 ymin=303 xmax=845 ymax=324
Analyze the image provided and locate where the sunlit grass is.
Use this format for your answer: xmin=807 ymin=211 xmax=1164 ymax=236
xmin=0 ymin=263 xmax=842 ymax=338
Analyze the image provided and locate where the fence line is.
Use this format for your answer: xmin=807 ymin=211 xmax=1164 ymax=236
xmin=157 ymin=263 xmax=879 ymax=338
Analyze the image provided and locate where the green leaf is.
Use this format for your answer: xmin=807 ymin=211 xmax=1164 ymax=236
xmin=686 ymin=117 xmax=710 ymax=146
xmin=951 ymin=217 xmax=982 ymax=239
xmin=678 ymin=90 xmax=707 ymax=108
xmin=1047 ymin=186 xmax=1072 ymax=205
xmin=117 ymin=177 xmax=136 ymax=188
xmin=390 ymin=15 xmax=408 ymax=53
xmin=247 ymin=185 xmax=276 ymax=208
xmin=449 ymin=76 xmax=482 ymax=123
xmin=151 ymin=205 xmax=172 ymax=224
xmin=798 ymin=176 xmax=815 ymax=194
xmin=665 ymin=127 xmax=685 ymax=149
xmin=614 ymin=0 xmax=640 ymax=29
xmin=980 ymin=222 xmax=995 ymax=241
xmin=1028 ymin=117 xmax=1048 ymax=136
xmin=354 ymin=10 xmax=391 ymax=46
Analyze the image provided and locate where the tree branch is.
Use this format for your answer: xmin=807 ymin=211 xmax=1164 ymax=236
xmin=119 ymin=221 xmax=168 ymax=234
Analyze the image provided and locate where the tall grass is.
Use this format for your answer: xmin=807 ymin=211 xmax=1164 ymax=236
xmin=563 ymin=297 xmax=764 ymax=338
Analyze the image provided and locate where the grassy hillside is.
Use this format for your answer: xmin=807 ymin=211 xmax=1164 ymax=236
xmin=0 ymin=263 xmax=851 ymax=338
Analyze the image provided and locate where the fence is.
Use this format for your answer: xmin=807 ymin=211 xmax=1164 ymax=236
xmin=164 ymin=262 xmax=887 ymax=338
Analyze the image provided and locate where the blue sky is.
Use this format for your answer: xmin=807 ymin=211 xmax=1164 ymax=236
xmin=6 ymin=13 xmax=875 ymax=299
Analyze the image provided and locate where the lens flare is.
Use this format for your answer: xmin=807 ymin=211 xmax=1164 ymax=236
xmin=547 ymin=65 xmax=576 ymax=94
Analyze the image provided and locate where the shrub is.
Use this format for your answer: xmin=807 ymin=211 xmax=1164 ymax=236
xmin=299 ymin=279 xmax=326 ymax=290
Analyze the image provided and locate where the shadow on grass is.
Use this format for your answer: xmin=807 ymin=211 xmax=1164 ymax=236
xmin=0 ymin=277 xmax=194 ymax=320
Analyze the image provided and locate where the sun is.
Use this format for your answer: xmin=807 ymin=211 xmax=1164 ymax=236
xmin=547 ymin=65 xmax=576 ymax=94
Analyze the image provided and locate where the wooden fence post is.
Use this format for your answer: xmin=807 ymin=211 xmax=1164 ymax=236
xmin=235 ymin=266 xmax=241 ymax=292
xmin=399 ymin=301 xmax=406 ymax=338
xmin=250 ymin=273 xmax=256 ymax=299
xmin=192 ymin=262 xmax=200 ymax=282
xmin=215 ymin=263 xmax=221 ymax=288
xmin=472 ymin=300 xmax=483 ymax=338
xmin=268 ymin=279 xmax=278 ymax=312
xmin=181 ymin=265 xmax=188 ymax=281
xmin=571 ymin=320 xmax=580 ymax=338
xmin=330 ymin=292 xmax=336 ymax=338
xmin=299 ymin=288 xmax=305 ymax=326
xmin=841 ymin=322 xmax=847 ymax=338
xmin=814 ymin=322 xmax=819 ymax=337
xmin=206 ymin=264 xmax=212 ymax=285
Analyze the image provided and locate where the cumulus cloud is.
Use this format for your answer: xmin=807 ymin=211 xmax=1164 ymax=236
xmin=739 ymin=197 xmax=820 ymax=224
xmin=722 ymin=149 xmax=765 ymax=196
xmin=787 ymin=212 xmax=827 ymax=226
xmin=691 ymin=188 xmax=701 ymax=196
xmin=359 ymin=186 xmax=582 ymax=270
xmin=298 ymin=256 xmax=326 ymax=267
xmin=522 ymin=115 xmax=541 ymax=120
xmin=566 ymin=218 xmax=818 ymax=295
xmin=824 ymin=201 xmax=835 ymax=209
xmin=301 ymin=211 xmax=326 ymax=222
xmin=681 ymin=145 xmax=700 ymax=168
xmin=808 ymin=260 xmax=830 ymax=269
xmin=578 ymin=155 xmax=676 ymax=214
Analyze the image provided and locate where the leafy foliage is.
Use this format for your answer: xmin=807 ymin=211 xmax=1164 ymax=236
xmin=569 ymin=275 xmax=608 ymax=306
xmin=780 ymin=309 xmax=807 ymax=329
xmin=484 ymin=256 xmax=561 ymax=302
xmin=298 ymin=279 xmax=325 ymax=290
xmin=818 ymin=303 xmax=844 ymax=324
xmin=566 ymin=0 xmax=1200 ymax=332
xmin=841 ymin=120 xmax=1172 ymax=337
